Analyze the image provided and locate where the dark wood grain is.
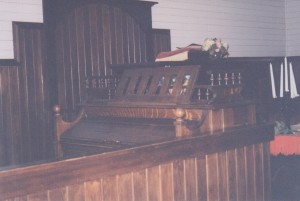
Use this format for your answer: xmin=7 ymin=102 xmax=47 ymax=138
xmin=0 ymin=22 xmax=52 ymax=166
xmin=160 ymin=162 xmax=174 ymax=201
xmin=133 ymin=170 xmax=147 ymax=201
xmin=46 ymin=1 xmax=158 ymax=116
xmin=185 ymin=158 xmax=198 ymax=201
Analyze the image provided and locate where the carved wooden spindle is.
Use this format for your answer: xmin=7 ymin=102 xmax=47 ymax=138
xmin=174 ymin=108 xmax=185 ymax=137
xmin=210 ymin=73 xmax=214 ymax=86
xmin=92 ymin=78 xmax=97 ymax=88
xmin=206 ymin=89 xmax=210 ymax=100
xmin=217 ymin=73 xmax=222 ymax=85
xmin=197 ymin=88 xmax=201 ymax=100
xmin=100 ymin=77 xmax=105 ymax=88
xmin=231 ymin=72 xmax=235 ymax=85
xmin=86 ymin=78 xmax=90 ymax=89
xmin=113 ymin=77 xmax=118 ymax=96
xmin=224 ymin=73 xmax=229 ymax=85
xmin=238 ymin=72 xmax=242 ymax=84
xmin=53 ymin=105 xmax=63 ymax=158
xmin=97 ymin=77 xmax=101 ymax=88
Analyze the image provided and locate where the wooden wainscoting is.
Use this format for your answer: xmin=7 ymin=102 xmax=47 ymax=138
xmin=0 ymin=22 xmax=53 ymax=166
xmin=0 ymin=124 xmax=273 ymax=201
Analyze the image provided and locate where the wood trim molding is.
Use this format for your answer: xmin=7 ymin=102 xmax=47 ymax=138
xmin=0 ymin=59 xmax=19 ymax=67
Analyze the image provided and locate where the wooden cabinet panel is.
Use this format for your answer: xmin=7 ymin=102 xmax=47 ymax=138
xmin=185 ymin=158 xmax=198 ymax=201
xmin=84 ymin=181 xmax=103 ymax=201
xmin=102 ymin=176 xmax=118 ymax=201
xmin=160 ymin=163 xmax=174 ymax=201
xmin=48 ymin=187 xmax=67 ymax=201
xmin=118 ymin=173 xmax=133 ymax=201
xmin=147 ymin=166 xmax=161 ymax=201
xmin=133 ymin=170 xmax=147 ymax=201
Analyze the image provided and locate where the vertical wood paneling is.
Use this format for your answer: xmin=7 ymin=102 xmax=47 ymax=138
xmin=218 ymin=152 xmax=228 ymax=201
xmin=211 ymin=109 xmax=223 ymax=134
xmin=227 ymin=149 xmax=237 ymax=201
xmin=102 ymin=176 xmax=118 ymax=201
xmin=147 ymin=166 xmax=161 ymax=201
xmin=27 ymin=192 xmax=48 ymax=201
xmin=17 ymin=26 xmax=30 ymax=163
xmin=245 ymin=145 xmax=256 ymax=201
xmin=206 ymin=153 xmax=219 ymax=201
xmin=0 ymin=71 xmax=7 ymax=166
xmin=173 ymin=160 xmax=185 ymax=201
xmin=89 ymin=5 xmax=100 ymax=76
xmin=255 ymin=144 xmax=264 ymax=200
xmin=55 ymin=3 xmax=153 ymax=114
xmin=197 ymin=156 xmax=207 ymax=201
xmin=160 ymin=163 xmax=174 ymax=201
xmin=1 ymin=68 xmax=19 ymax=164
xmin=236 ymin=148 xmax=246 ymax=201
xmin=1 ymin=142 xmax=272 ymax=201
xmin=102 ymin=5 xmax=112 ymax=75
xmin=185 ymin=158 xmax=198 ymax=201
xmin=263 ymin=142 xmax=271 ymax=201
xmin=69 ymin=11 xmax=80 ymax=112
xmin=48 ymin=187 xmax=67 ymax=201
xmin=68 ymin=184 xmax=85 ymax=201
xmin=117 ymin=173 xmax=133 ymax=201
xmin=133 ymin=170 xmax=147 ymax=201
xmin=152 ymin=29 xmax=171 ymax=58
xmin=0 ymin=22 xmax=53 ymax=166
xmin=114 ymin=8 xmax=124 ymax=65
xmin=84 ymin=181 xmax=103 ymax=201
xmin=75 ymin=8 xmax=87 ymax=104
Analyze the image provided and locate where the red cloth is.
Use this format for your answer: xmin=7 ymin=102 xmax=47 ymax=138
xmin=270 ymin=135 xmax=300 ymax=155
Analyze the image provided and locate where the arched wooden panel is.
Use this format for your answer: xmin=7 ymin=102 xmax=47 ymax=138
xmin=54 ymin=3 xmax=151 ymax=114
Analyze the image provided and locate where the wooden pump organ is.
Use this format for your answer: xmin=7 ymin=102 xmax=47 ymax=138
xmin=0 ymin=0 xmax=275 ymax=199
xmin=54 ymin=64 xmax=269 ymax=158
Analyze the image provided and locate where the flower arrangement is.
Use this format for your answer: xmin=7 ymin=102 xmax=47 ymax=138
xmin=202 ymin=38 xmax=229 ymax=59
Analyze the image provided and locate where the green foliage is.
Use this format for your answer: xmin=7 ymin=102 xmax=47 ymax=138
xmin=274 ymin=121 xmax=292 ymax=135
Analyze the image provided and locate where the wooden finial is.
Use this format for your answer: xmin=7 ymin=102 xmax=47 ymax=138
xmin=175 ymin=108 xmax=185 ymax=119
xmin=53 ymin=105 xmax=61 ymax=115
xmin=174 ymin=108 xmax=186 ymax=137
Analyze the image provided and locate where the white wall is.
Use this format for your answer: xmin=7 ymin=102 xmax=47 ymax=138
xmin=152 ymin=0 xmax=286 ymax=57
xmin=0 ymin=0 xmax=298 ymax=59
xmin=286 ymin=0 xmax=300 ymax=56
xmin=0 ymin=0 xmax=43 ymax=59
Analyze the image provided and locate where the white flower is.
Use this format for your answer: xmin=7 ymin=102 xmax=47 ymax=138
xmin=222 ymin=42 xmax=229 ymax=50
xmin=202 ymin=38 xmax=214 ymax=51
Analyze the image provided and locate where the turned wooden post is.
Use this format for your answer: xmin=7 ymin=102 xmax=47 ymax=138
xmin=53 ymin=105 xmax=86 ymax=158
xmin=53 ymin=105 xmax=63 ymax=158
xmin=174 ymin=108 xmax=189 ymax=137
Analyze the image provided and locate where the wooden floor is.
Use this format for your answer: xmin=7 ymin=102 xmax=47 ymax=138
xmin=271 ymin=155 xmax=300 ymax=201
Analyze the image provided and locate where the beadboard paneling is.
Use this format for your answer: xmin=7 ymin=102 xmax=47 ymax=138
xmin=286 ymin=0 xmax=300 ymax=56
xmin=50 ymin=2 xmax=155 ymax=116
xmin=0 ymin=22 xmax=53 ymax=166
xmin=0 ymin=123 xmax=273 ymax=200
xmin=151 ymin=0 xmax=286 ymax=57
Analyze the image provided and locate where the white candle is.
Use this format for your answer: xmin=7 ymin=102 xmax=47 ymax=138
xmin=280 ymin=63 xmax=284 ymax=97
xmin=269 ymin=63 xmax=277 ymax=98
xmin=284 ymin=57 xmax=289 ymax=92
xmin=289 ymin=62 xmax=299 ymax=98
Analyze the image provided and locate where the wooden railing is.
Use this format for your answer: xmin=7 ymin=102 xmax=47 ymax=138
xmin=0 ymin=123 xmax=273 ymax=201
